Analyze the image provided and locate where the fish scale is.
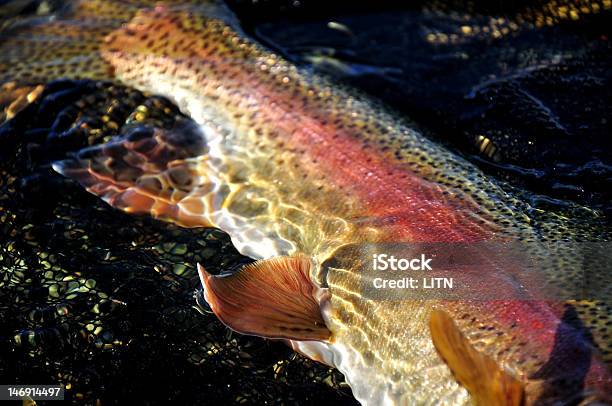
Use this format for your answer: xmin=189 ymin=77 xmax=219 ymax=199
xmin=1 ymin=1 xmax=611 ymax=405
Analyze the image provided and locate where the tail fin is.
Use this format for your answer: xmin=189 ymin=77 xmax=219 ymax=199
xmin=0 ymin=0 xmax=232 ymax=122
xmin=0 ymin=0 xmax=133 ymax=120
xmin=0 ymin=1 xmax=130 ymax=87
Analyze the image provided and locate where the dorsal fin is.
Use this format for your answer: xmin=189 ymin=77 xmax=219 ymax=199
xmin=198 ymin=256 xmax=331 ymax=341
xmin=429 ymin=309 xmax=525 ymax=406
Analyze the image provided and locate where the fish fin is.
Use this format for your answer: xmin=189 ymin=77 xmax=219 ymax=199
xmin=198 ymin=256 xmax=331 ymax=341
xmin=0 ymin=0 xmax=238 ymax=83
xmin=0 ymin=0 xmax=238 ymax=88
xmin=0 ymin=6 xmax=121 ymax=87
xmin=52 ymin=119 xmax=214 ymax=228
xmin=0 ymin=82 xmax=44 ymax=124
xmin=429 ymin=309 xmax=525 ymax=406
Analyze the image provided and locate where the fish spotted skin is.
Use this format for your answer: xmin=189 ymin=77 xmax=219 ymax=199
xmin=1 ymin=1 xmax=611 ymax=405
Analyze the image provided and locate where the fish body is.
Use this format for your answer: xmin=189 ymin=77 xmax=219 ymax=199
xmin=1 ymin=1 xmax=611 ymax=404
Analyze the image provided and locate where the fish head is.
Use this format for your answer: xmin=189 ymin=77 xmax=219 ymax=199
xmin=317 ymin=240 xmax=612 ymax=405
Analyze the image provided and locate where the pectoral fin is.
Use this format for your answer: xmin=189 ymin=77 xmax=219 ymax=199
xmin=429 ymin=309 xmax=525 ymax=406
xmin=52 ymin=120 xmax=214 ymax=228
xmin=198 ymin=256 xmax=331 ymax=341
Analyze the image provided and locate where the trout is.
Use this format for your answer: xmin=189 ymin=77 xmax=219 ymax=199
xmin=1 ymin=1 xmax=610 ymax=404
